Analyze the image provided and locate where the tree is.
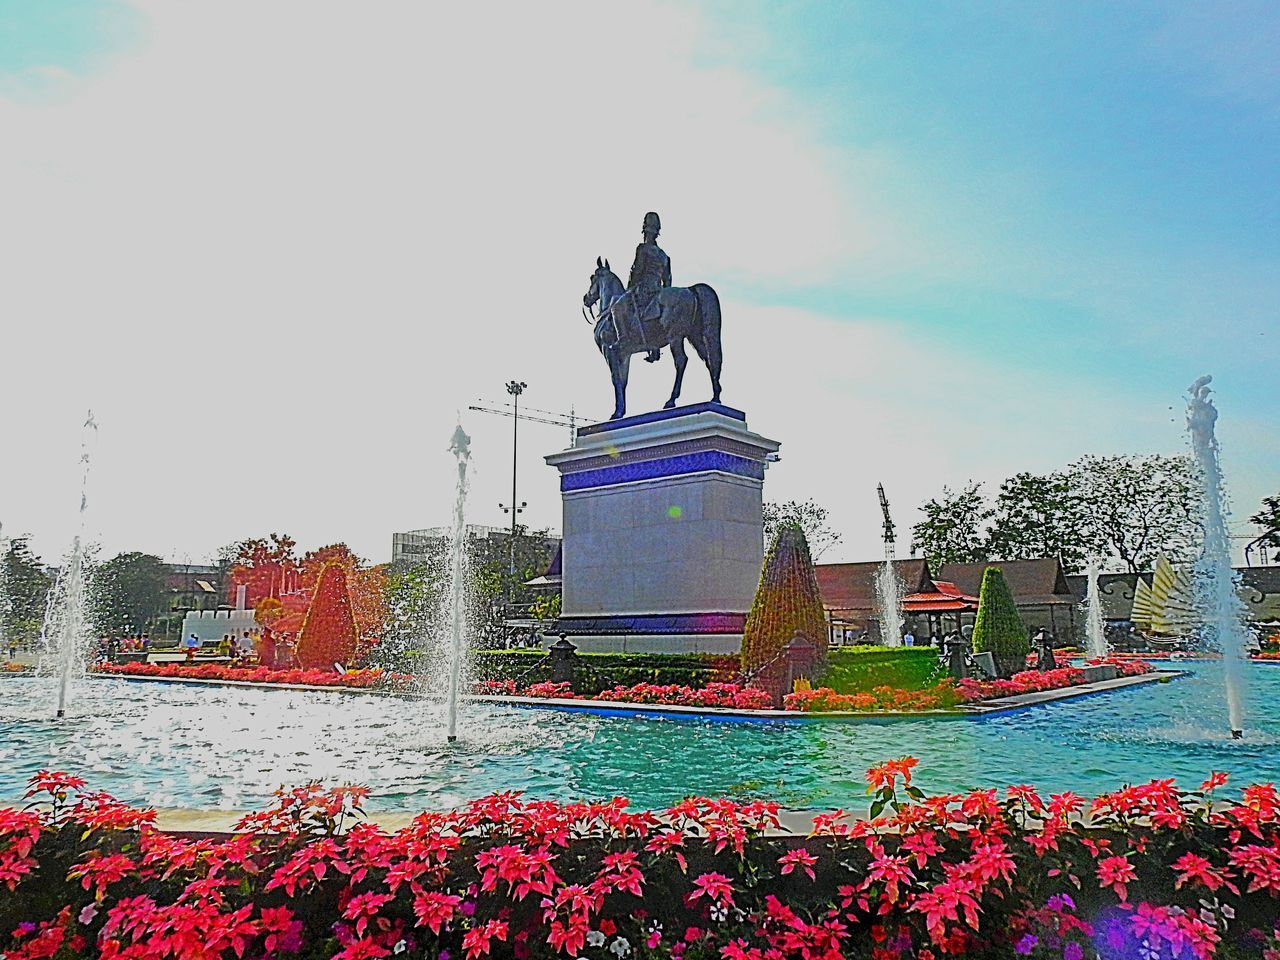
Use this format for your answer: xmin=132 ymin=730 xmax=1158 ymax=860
xmin=762 ymin=499 xmax=843 ymax=560
xmin=224 ymin=533 xmax=299 ymax=606
xmin=379 ymin=527 xmax=558 ymax=656
xmin=910 ymin=483 xmax=992 ymax=567
xmin=379 ymin=553 xmax=452 ymax=673
xmin=741 ymin=522 xmax=826 ymax=673
xmin=2 ymin=538 xmax=53 ymax=646
xmin=469 ymin=527 xmax=560 ymax=646
xmin=970 ymin=567 xmax=1029 ymax=677
xmin=985 ymin=472 xmax=1093 ymax=571
xmin=1068 ymin=454 xmax=1200 ymax=573
xmin=1250 ymin=492 xmax=1280 ymax=559
xmin=91 ymin=552 xmax=169 ymax=637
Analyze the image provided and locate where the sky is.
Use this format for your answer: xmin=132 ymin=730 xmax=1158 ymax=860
xmin=1 ymin=0 xmax=1276 ymax=569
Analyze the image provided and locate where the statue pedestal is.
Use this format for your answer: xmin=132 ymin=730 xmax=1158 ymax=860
xmin=545 ymin=402 xmax=780 ymax=654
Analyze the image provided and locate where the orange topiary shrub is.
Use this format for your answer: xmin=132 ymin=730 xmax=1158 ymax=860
xmin=294 ymin=562 xmax=358 ymax=670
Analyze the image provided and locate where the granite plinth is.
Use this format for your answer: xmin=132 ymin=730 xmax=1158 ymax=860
xmin=546 ymin=403 xmax=779 ymax=653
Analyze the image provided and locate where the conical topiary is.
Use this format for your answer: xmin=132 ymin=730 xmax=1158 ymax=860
xmin=295 ymin=562 xmax=358 ymax=670
xmin=741 ymin=522 xmax=827 ymax=673
xmin=970 ymin=566 xmax=1029 ymax=676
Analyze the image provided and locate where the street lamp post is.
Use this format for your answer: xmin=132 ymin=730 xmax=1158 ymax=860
xmin=499 ymin=379 xmax=528 ymax=583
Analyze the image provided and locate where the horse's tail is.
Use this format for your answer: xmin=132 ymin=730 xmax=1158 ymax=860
xmin=688 ymin=284 xmax=723 ymax=404
xmin=692 ymin=283 xmax=722 ymax=372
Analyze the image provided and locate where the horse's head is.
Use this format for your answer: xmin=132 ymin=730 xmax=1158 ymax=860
xmin=583 ymin=256 xmax=613 ymax=309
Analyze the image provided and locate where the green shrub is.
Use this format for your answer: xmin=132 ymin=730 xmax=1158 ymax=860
xmin=740 ymin=522 xmax=826 ymax=673
xmin=470 ymin=650 xmax=739 ymax=694
xmin=818 ymin=646 xmax=941 ymax=694
xmin=970 ymin=567 xmax=1029 ymax=672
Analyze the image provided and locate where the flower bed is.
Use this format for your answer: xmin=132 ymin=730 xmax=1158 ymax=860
xmin=783 ymin=684 xmax=961 ymax=712
xmin=956 ymin=659 xmax=1153 ymax=702
xmin=92 ymin=662 xmax=413 ymax=690
xmin=3 ymin=762 xmax=1279 ymax=960
xmin=93 ymin=658 xmax=1156 ymax=715
xmin=784 ymin=659 xmax=1154 ymax=713
xmin=1253 ymin=652 xmax=1280 ymax=661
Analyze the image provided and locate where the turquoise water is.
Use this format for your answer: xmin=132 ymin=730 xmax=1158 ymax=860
xmin=1 ymin=665 xmax=1277 ymax=811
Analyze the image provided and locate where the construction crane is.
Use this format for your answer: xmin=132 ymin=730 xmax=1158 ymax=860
xmin=877 ymin=483 xmax=896 ymax=550
xmin=467 ymin=399 xmax=592 ymax=447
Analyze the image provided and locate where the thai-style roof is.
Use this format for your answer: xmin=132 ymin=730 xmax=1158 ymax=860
xmin=938 ymin=558 xmax=1077 ymax=607
xmin=902 ymin=580 xmax=979 ymax=613
xmin=815 ymin=559 xmax=934 ymax=616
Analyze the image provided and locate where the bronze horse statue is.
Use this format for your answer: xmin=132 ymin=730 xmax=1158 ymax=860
xmin=582 ymin=258 xmax=723 ymax=420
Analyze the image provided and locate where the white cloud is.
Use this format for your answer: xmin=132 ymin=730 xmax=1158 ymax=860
xmin=0 ymin=0 xmax=894 ymax=563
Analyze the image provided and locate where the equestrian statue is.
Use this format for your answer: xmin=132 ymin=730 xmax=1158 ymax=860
xmin=582 ymin=212 xmax=724 ymax=420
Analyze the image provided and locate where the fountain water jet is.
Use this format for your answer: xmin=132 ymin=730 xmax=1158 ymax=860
xmin=874 ymin=484 xmax=904 ymax=646
xmin=43 ymin=412 xmax=98 ymax=719
xmin=1083 ymin=560 xmax=1108 ymax=659
xmin=1185 ymin=376 xmax=1247 ymax=740
xmin=444 ymin=424 xmax=472 ymax=743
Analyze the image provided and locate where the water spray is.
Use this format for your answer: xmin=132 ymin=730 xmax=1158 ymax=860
xmin=53 ymin=411 xmax=98 ymax=720
xmin=444 ymin=424 xmax=472 ymax=743
xmin=1185 ymin=376 xmax=1248 ymax=741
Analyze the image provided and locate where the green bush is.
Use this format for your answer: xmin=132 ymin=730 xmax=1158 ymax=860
xmin=470 ymin=649 xmax=739 ymax=693
xmin=818 ymin=646 xmax=941 ymax=694
xmin=740 ymin=522 xmax=827 ymax=673
xmin=970 ymin=566 xmax=1029 ymax=673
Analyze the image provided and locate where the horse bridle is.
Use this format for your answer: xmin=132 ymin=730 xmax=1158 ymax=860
xmin=583 ymin=286 xmax=624 ymax=347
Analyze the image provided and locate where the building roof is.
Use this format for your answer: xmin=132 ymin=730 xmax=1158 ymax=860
xmin=815 ymin=559 xmax=934 ymax=615
xmin=938 ymin=558 xmax=1077 ymax=607
xmin=900 ymin=580 xmax=979 ymax=613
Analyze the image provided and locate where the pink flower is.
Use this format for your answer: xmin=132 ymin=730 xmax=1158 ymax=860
xmin=690 ymin=871 xmax=735 ymax=907
xmin=343 ymin=891 xmax=393 ymax=937
xmin=1096 ymin=855 xmax=1137 ymax=901
xmin=778 ymin=848 xmax=819 ymax=880
xmin=462 ymin=920 xmax=508 ymax=960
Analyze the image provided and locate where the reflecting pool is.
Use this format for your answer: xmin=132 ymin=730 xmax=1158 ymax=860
xmin=2 ymin=664 xmax=1277 ymax=811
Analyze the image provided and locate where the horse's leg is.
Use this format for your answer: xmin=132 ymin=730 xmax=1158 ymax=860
xmin=664 ymin=338 xmax=688 ymax=409
xmin=609 ymin=347 xmax=630 ymax=420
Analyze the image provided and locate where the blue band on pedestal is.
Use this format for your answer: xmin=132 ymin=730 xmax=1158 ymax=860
xmin=561 ymin=450 xmax=764 ymax=492
xmin=554 ymin=612 xmax=747 ymax=636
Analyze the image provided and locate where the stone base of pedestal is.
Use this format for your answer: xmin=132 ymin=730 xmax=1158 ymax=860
xmin=545 ymin=402 xmax=779 ymax=656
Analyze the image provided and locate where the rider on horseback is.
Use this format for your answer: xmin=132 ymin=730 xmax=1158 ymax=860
xmin=628 ymin=211 xmax=671 ymax=363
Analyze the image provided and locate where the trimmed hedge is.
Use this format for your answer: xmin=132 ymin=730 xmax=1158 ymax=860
xmin=817 ymin=645 xmax=942 ymax=694
xmin=741 ymin=522 xmax=827 ymax=672
xmin=971 ymin=566 xmax=1029 ymax=675
xmin=470 ymin=649 xmax=739 ymax=694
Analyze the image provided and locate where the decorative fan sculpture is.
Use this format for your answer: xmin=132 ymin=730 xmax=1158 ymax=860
xmin=1131 ymin=554 xmax=1198 ymax=636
